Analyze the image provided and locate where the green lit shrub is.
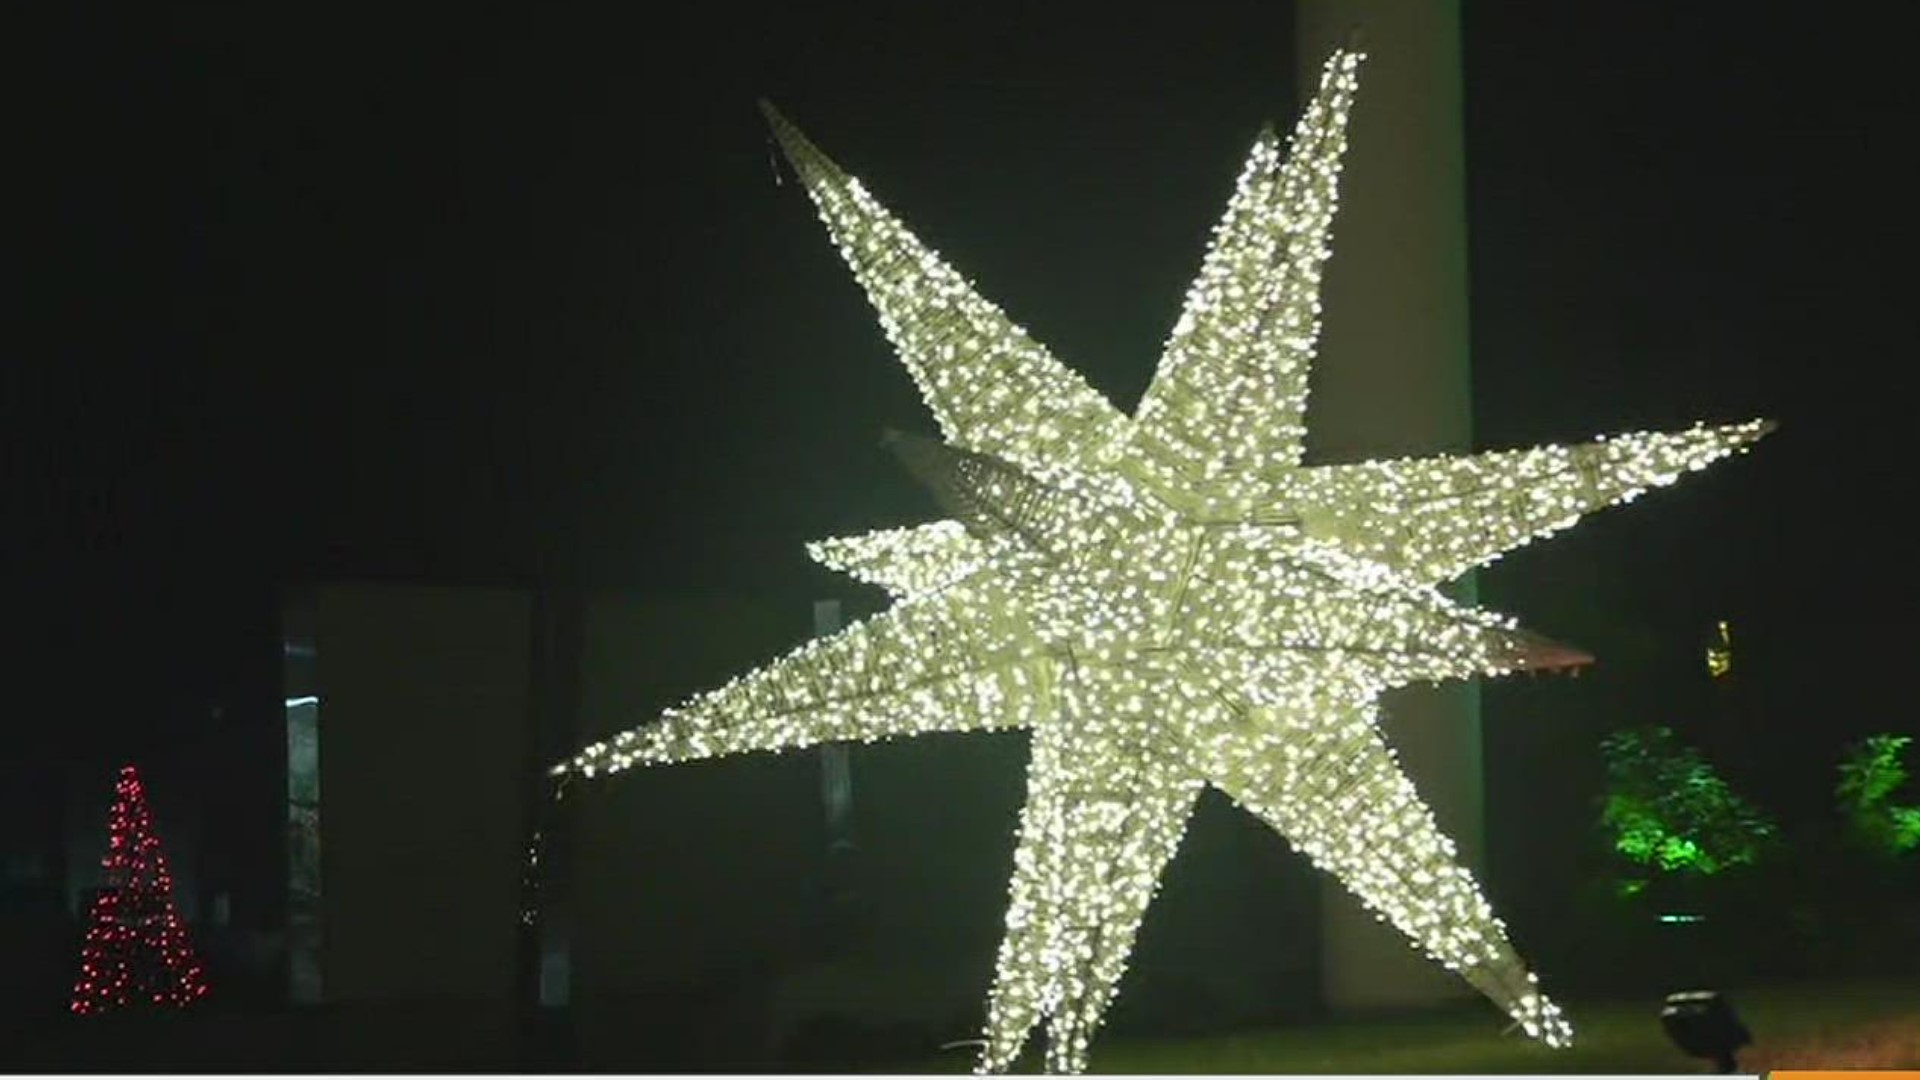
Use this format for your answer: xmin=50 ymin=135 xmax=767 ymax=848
xmin=1600 ymin=726 xmax=1778 ymax=877
xmin=1837 ymin=734 xmax=1920 ymax=857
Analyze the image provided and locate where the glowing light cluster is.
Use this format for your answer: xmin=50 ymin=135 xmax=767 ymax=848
xmin=807 ymin=519 xmax=990 ymax=600
xmin=559 ymin=49 xmax=1770 ymax=1072
xmin=70 ymin=765 xmax=210 ymax=1014
xmin=1125 ymin=52 xmax=1359 ymax=492
xmin=1275 ymin=422 xmax=1773 ymax=585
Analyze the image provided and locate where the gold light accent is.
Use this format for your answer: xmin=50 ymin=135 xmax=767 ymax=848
xmin=1707 ymin=620 xmax=1734 ymax=679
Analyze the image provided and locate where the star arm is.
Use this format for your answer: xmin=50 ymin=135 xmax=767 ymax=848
xmin=555 ymin=576 xmax=1049 ymax=778
xmin=761 ymin=102 xmax=1129 ymax=477
xmin=1176 ymin=676 xmax=1572 ymax=1047
xmin=805 ymin=519 xmax=991 ymax=600
xmin=1124 ymin=49 xmax=1362 ymax=492
xmin=1277 ymin=419 xmax=1774 ymax=585
xmin=979 ymin=665 xmax=1205 ymax=1074
xmin=1177 ymin=528 xmax=1591 ymax=682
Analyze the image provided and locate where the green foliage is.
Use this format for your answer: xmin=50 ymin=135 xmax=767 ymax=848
xmin=1599 ymin=726 xmax=1777 ymax=875
xmin=1836 ymin=734 xmax=1920 ymax=856
xmin=1839 ymin=734 xmax=1911 ymax=807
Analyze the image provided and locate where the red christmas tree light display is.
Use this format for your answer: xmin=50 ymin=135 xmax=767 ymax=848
xmin=70 ymin=764 xmax=210 ymax=1013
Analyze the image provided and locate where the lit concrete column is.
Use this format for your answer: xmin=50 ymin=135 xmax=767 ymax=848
xmin=1295 ymin=0 xmax=1485 ymax=1011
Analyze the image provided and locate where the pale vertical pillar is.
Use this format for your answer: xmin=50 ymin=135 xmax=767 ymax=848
xmin=1295 ymin=0 xmax=1486 ymax=1011
xmin=814 ymin=600 xmax=853 ymax=850
xmin=281 ymin=592 xmax=323 ymax=1005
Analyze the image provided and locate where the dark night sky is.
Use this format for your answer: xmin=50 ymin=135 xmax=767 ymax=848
xmin=7 ymin=2 xmax=1913 ymax=784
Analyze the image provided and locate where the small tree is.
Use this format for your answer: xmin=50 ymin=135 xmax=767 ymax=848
xmin=70 ymin=764 xmax=210 ymax=1014
xmin=1600 ymin=726 xmax=1777 ymax=884
xmin=1836 ymin=734 xmax=1920 ymax=858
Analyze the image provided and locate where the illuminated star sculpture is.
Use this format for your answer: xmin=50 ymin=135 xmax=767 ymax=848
xmin=557 ymin=49 xmax=1772 ymax=1073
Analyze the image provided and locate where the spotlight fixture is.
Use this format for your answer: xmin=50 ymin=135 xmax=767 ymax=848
xmin=1660 ymin=989 xmax=1751 ymax=1074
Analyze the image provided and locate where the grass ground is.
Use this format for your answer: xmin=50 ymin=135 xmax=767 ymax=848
xmin=10 ymin=976 xmax=1916 ymax=1072
xmin=902 ymin=978 xmax=1920 ymax=1073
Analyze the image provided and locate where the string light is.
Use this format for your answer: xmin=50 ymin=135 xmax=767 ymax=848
xmin=70 ymin=765 xmax=210 ymax=1014
xmin=557 ymin=49 xmax=1770 ymax=1072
